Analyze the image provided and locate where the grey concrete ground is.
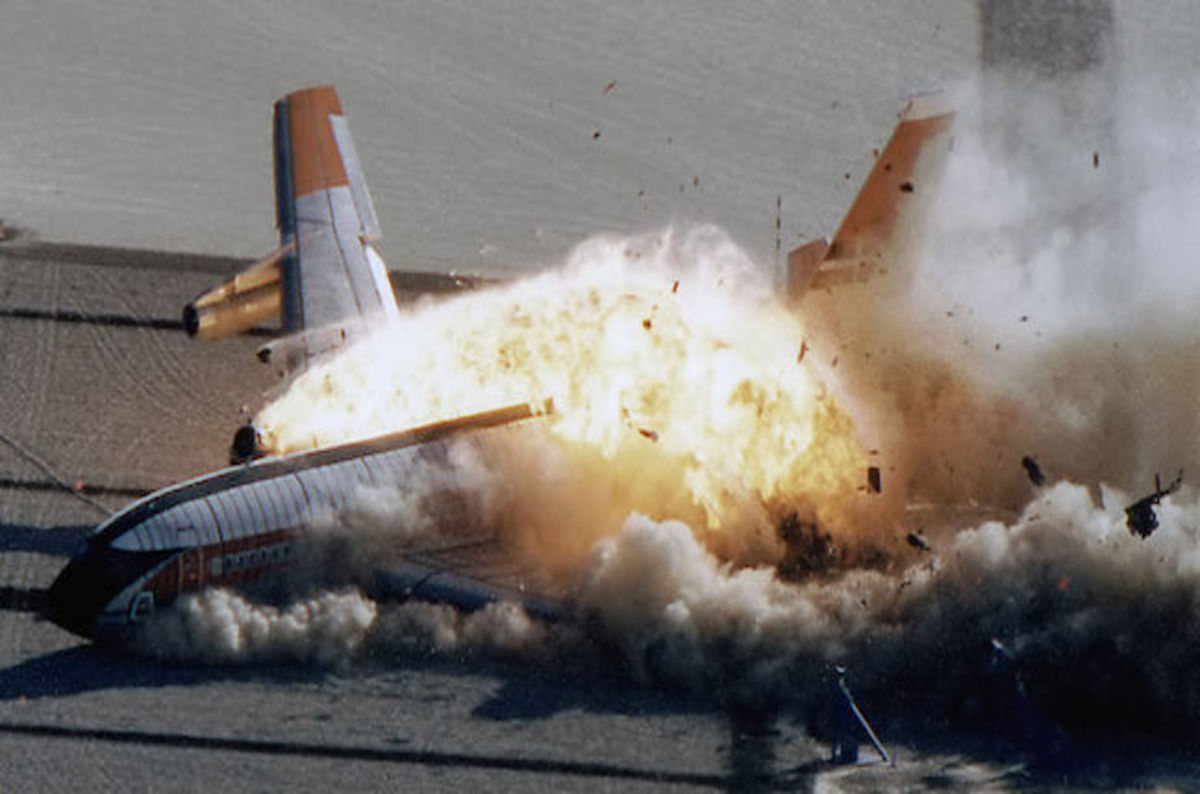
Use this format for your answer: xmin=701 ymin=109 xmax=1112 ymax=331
xmin=2 ymin=2 xmax=1200 ymax=791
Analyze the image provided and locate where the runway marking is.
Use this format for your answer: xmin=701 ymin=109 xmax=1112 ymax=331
xmin=0 ymin=721 xmax=736 ymax=788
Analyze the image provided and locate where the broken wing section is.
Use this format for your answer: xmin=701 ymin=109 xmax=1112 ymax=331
xmin=788 ymin=94 xmax=954 ymax=299
xmin=185 ymin=85 xmax=398 ymax=369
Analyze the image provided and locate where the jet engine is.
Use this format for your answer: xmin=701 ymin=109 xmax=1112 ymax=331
xmin=230 ymin=423 xmax=266 ymax=465
xmin=182 ymin=244 xmax=292 ymax=340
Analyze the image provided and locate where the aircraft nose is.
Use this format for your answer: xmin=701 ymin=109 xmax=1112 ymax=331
xmin=45 ymin=554 xmax=105 ymax=639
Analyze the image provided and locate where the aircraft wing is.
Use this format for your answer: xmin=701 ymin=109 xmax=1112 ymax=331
xmin=185 ymin=85 xmax=400 ymax=370
xmin=372 ymin=534 xmax=565 ymax=622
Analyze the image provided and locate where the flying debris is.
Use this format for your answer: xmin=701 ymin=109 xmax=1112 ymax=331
xmin=866 ymin=465 xmax=882 ymax=494
xmin=1125 ymin=471 xmax=1183 ymax=538
xmin=1021 ymin=455 xmax=1046 ymax=487
xmin=778 ymin=514 xmax=836 ymax=579
xmin=905 ymin=530 xmax=930 ymax=552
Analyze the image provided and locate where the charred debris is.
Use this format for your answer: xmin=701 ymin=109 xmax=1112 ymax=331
xmin=1125 ymin=471 xmax=1183 ymax=539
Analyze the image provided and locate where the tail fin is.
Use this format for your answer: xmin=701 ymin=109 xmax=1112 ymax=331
xmin=788 ymin=94 xmax=953 ymax=298
xmin=184 ymin=86 xmax=398 ymax=372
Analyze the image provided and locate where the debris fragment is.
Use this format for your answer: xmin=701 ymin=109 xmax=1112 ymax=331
xmin=1125 ymin=471 xmax=1183 ymax=538
xmin=641 ymin=318 xmax=652 ymax=330
xmin=603 ymin=80 xmax=617 ymax=95
xmin=830 ymin=666 xmax=889 ymax=765
xmin=777 ymin=514 xmax=836 ymax=579
xmin=899 ymin=181 xmax=915 ymax=193
xmin=592 ymin=129 xmax=601 ymax=140
xmin=637 ymin=428 xmax=659 ymax=442
xmin=671 ymin=280 xmax=679 ymax=294
xmin=1021 ymin=455 xmax=1046 ymax=487
xmin=797 ymin=340 xmax=808 ymax=364
xmin=866 ymin=466 xmax=882 ymax=494
xmin=905 ymin=531 xmax=929 ymax=552
xmin=1093 ymin=151 xmax=1099 ymax=168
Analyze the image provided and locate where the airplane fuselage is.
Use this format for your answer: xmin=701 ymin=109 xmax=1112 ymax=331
xmin=46 ymin=404 xmax=537 ymax=641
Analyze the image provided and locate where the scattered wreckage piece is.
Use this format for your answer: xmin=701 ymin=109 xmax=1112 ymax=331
xmin=1125 ymin=470 xmax=1183 ymax=538
xmin=777 ymin=513 xmax=837 ymax=580
xmin=1021 ymin=455 xmax=1046 ymax=487
xmin=905 ymin=530 xmax=930 ymax=553
xmin=830 ymin=665 xmax=890 ymax=765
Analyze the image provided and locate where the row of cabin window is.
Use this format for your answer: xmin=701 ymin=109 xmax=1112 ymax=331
xmin=124 ymin=445 xmax=438 ymax=551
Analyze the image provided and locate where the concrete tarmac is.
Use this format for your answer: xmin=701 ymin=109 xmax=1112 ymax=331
xmin=3 ymin=3 xmax=1200 ymax=790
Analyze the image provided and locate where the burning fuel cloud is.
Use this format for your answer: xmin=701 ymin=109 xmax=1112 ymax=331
xmin=143 ymin=70 xmax=1200 ymax=741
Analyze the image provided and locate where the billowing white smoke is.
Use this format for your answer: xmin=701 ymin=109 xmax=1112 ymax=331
xmin=804 ymin=72 xmax=1200 ymax=508
xmin=366 ymin=601 xmax=548 ymax=660
xmin=137 ymin=588 xmax=377 ymax=666
xmin=575 ymin=479 xmax=1200 ymax=735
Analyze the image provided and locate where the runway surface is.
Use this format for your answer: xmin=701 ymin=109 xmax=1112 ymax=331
xmin=3 ymin=3 xmax=1200 ymax=791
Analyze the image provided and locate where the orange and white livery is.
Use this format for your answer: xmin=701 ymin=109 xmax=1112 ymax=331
xmin=183 ymin=85 xmax=398 ymax=368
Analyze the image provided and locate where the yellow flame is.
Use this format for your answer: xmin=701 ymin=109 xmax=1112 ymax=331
xmin=256 ymin=227 xmax=867 ymax=560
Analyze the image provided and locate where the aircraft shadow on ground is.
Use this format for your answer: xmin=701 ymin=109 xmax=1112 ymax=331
xmin=0 ymin=522 xmax=89 ymax=557
xmin=0 ymin=644 xmax=321 ymax=702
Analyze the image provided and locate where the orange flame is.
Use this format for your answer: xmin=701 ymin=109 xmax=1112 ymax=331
xmin=256 ymin=228 xmax=867 ymax=563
